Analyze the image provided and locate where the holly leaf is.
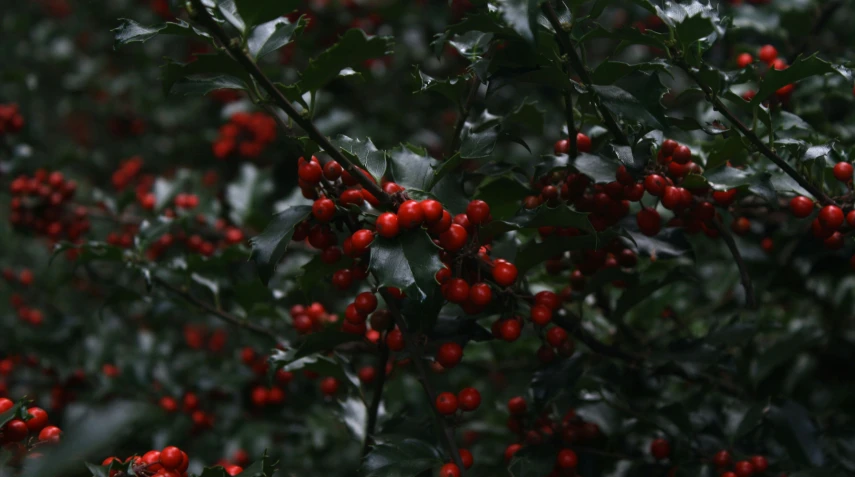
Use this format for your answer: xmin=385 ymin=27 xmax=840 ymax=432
xmin=516 ymin=232 xmax=618 ymax=273
xmin=361 ymin=439 xmax=442 ymax=477
xmin=112 ymin=19 xmax=198 ymax=47
xmin=769 ymin=401 xmax=824 ymax=467
xmin=162 ymin=53 xmax=251 ymax=95
xmin=368 ymin=231 xmax=443 ymax=301
xmin=291 ymin=332 xmax=366 ymax=361
xmin=496 ymin=0 xmax=545 ymax=44
xmin=330 ymin=135 xmax=387 ymax=182
xmin=750 ymin=54 xmax=852 ymax=106
xmin=592 ymin=84 xmax=664 ymax=129
xmin=299 ymin=29 xmax=393 ymax=93
xmin=414 ymin=70 xmax=470 ymax=104
xmin=248 ymin=16 xmax=305 ymax=60
xmin=235 ymin=0 xmax=301 ymax=31
xmin=573 ymin=152 xmax=620 ymax=183
xmin=249 ymin=205 xmax=313 ymax=285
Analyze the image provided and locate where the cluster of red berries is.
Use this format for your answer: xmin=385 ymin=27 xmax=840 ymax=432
xmin=8 ymin=169 xmax=85 ymax=242
xmin=0 ymin=397 xmax=62 ymax=465
xmin=787 ymin=165 xmax=855 ymax=255
xmin=736 ymin=45 xmax=794 ymax=100
xmin=112 ymin=155 xmax=152 ymax=192
xmin=435 ymin=387 xmax=481 ymax=415
xmin=157 ymin=392 xmax=215 ymax=431
xmin=3 ymin=269 xmax=43 ymax=326
xmin=290 ymin=302 xmax=338 ymax=335
xmin=0 ymin=103 xmax=24 ymax=135
xmin=214 ymin=449 xmax=251 ymax=472
xmin=101 ymin=445 xmax=220 ymax=477
xmin=710 ymin=450 xmax=772 ymax=477
xmin=144 ymin=220 xmax=244 ymax=261
xmin=212 ymin=112 xmax=277 ymax=160
xmin=240 ymin=346 xmax=291 ymax=407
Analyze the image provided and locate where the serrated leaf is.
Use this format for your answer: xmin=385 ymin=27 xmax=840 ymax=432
xmin=249 ymin=205 xmax=313 ymax=285
xmin=300 ymin=29 xmax=393 ymax=92
xmin=654 ymin=1 xmax=723 ymax=53
xmin=388 ymin=146 xmax=469 ymax=213
xmin=574 ymin=152 xmax=620 ymax=183
xmin=592 ymin=84 xmax=663 ymax=129
xmin=235 ymin=0 xmax=300 ymax=31
xmin=330 ymin=135 xmax=386 ymax=181
xmin=112 ymin=19 xmax=197 ymax=48
xmin=368 ymin=231 xmax=442 ymax=300
xmin=623 ymin=228 xmax=694 ymax=260
xmin=269 ymin=349 xmax=356 ymax=387
xmin=248 ymin=16 xmax=305 ymax=59
xmin=769 ymin=401 xmax=824 ymax=467
xmin=750 ymin=54 xmax=852 ymax=106
xmin=496 ymin=0 xmax=544 ymax=44
xmin=162 ymin=53 xmax=250 ymax=95
xmin=414 ymin=70 xmax=470 ymax=104
xmin=591 ymin=60 xmax=671 ymax=85
xmin=361 ymin=439 xmax=441 ymax=477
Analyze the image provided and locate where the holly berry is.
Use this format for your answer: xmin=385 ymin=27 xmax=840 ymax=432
xmin=323 ymin=162 xmax=342 ymax=180
xmin=492 ymin=261 xmax=518 ymax=287
xmin=833 ymin=162 xmax=853 ymax=182
xmin=734 ymin=460 xmax=755 ymax=477
xmin=435 ymin=392 xmax=459 ymax=415
xmin=457 ymin=387 xmax=481 ymax=411
xmin=576 ymin=133 xmax=592 ymax=153
xmin=421 ymin=199 xmax=444 ymax=223
xmin=789 ymin=196 xmax=814 ymax=218
xmin=644 ymin=174 xmax=667 ymax=196
xmin=439 ymin=224 xmax=468 ymax=251
xmin=672 ymin=145 xmax=691 ymax=164
xmin=507 ymin=396 xmax=527 ymax=415
xmin=38 ymin=425 xmax=61 ymax=443
xmin=819 ymin=205 xmax=844 ymax=230
xmin=750 ymin=455 xmax=768 ymax=473
xmin=386 ymin=329 xmax=405 ymax=351
xmin=758 ymin=44 xmax=778 ymax=64
xmin=444 ymin=278 xmax=470 ymax=303
xmin=436 ymin=342 xmax=464 ymax=368
xmin=351 ymin=229 xmax=375 ymax=250
xmin=458 ymin=449 xmax=474 ymax=469
xmin=498 ymin=319 xmax=521 ymax=341
xmin=160 ymin=446 xmax=183 ymax=470
xmin=332 ymin=269 xmax=353 ymax=290
xmin=556 ymin=449 xmax=578 ymax=468
xmin=354 ymin=292 xmax=378 ymax=314
xmin=637 ymin=208 xmax=661 ymax=236
xmin=4 ymin=419 xmax=28 ymax=441
xmin=466 ymin=200 xmax=490 ymax=225
xmin=546 ymin=327 xmax=568 ymax=347
xmin=439 ymin=463 xmax=460 ymax=477
xmin=713 ymin=450 xmax=732 ymax=468
xmin=298 ymin=160 xmax=323 ymax=183
xmin=737 ymin=52 xmax=753 ymax=68
xmin=25 ymin=407 xmax=48 ymax=432
xmin=504 ymin=443 xmax=522 ymax=462
xmin=468 ymin=282 xmax=492 ymax=306
xmin=312 ymin=198 xmax=336 ymax=222
xmin=320 ymin=377 xmax=340 ymax=396
xmin=530 ymin=305 xmax=552 ymax=325
xmin=397 ymin=200 xmax=424 ymax=229
xmin=374 ymin=212 xmax=400 ymax=238
xmin=650 ymin=438 xmax=670 ymax=460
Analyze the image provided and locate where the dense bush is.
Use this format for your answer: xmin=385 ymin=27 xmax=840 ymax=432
xmin=2 ymin=0 xmax=855 ymax=476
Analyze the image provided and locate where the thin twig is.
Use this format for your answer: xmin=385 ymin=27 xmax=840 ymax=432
xmin=674 ymin=58 xmax=836 ymax=206
xmin=541 ymin=1 xmax=629 ymax=146
xmin=711 ymin=219 xmax=757 ymax=310
xmin=361 ymin=341 xmax=390 ymax=459
xmin=448 ymin=75 xmax=480 ymax=158
xmin=187 ymin=0 xmax=392 ymax=207
xmin=153 ymin=276 xmax=279 ymax=342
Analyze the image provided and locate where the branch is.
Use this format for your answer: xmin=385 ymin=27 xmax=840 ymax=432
xmin=153 ymin=276 xmax=279 ymax=342
xmin=711 ymin=218 xmax=757 ymax=310
xmin=379 ymin=289 xmax=467 ymax=473
xmin=447 ymin=75 xmax=480 ymax=158
xmin=187 ymin=0 xmax=392 ymax=207
xmin=541 ymin=1 xmax=629 ymax=146
xmin=673 ymin=58 xmax=836 ymax=206
xmin=361 ymin=341 xmax=390 ymax=459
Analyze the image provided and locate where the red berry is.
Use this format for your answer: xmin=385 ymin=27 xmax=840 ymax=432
xmin=758 ymin=44 xmax=777 ymax=64
xmin=466 ymin=200 xmax=490 ymax=225
xmin=507 ymin=396 xmax=527 ymax=415
xmin=320 ymin=377 xmax=340 ymax=396
xmin=323 ymin=162 xmax=342 ymax=180
xmin=421 ymin=200 xmax=444 ymax=223
xmin=492 ymin=261 xmax=518 ymax=287
xmin=789 ymin=196 xmax=814 ymax=218
xmin=504 ymin=443 xmax=522 ymax=462
xmin=713 ymin=450 xmax=731 ymax=468
xmin=546 ymin=327 xmax=568 ymax=347
xmin=734 ymin=460 xmax=755 ymax=477
xmin=750 ymin=455 xmax=768 ymax=473
xmin=332 ymin=269 xmax=353 ymax=290
xmin=439 ymin=463 xmax=460 ymax=477
xmin=312 ymin=198 xmax=336 ymax=222
xmin=458 ymin=449 xmax=474 ymax=469
xmin=672 ymin=145 xmax=691 ymax=164
xmin=576 ymin=133 xmax=592 ymax=153
xmin=38 ymin=425 xmax=61 ymax=443
xmin=468 ymin=282 xmax=492 ymax=306
xmin=397 ymin=200 xmax=425 ymax=229
xmin=736 ymin=52 xmax=753 ymax=68
xmin=351 ymin=229 xmax=375 ymax=250
xmin=554 ymin=139 xmax=569 ymax=155
xmin=25 ymin=407 xmax=48 ymax=432
xmin=712 ymin=188 xmax=738 ymax=207
xmin=298 ymin=161 xmax=323 ymax=183
xmin=444 ymin=278 xmax=470 ymax=303
xmin=160 ymin=446 xmax=183 ymax=470
xmin=644 ymin=174 xmax=667 ymax=196
xmin=439 ymin=224 xmax=468 ymax=251
xmin=457 ymin=387 xmax=481 ymax=411
xmin=375 ymin=212 xmax=400 ymax=238
xmin=650 ymin=438 xmax=670 ymax=460
xmin=436 ymin=342 xmax=463 ymax=368
xmin=435 ymin=392 xmax=459 ymax=415
xmin=354 ymin=292 xmax=378 ymax=314
xmin=224 ymin=465 xmax=244 ymax=476
xmin=534 ymin=291 xmax=560 ymax=310
xmin=833 ymin=162 xmax=853 ymax=182
xmin=4 ymin=419 xmax=27 ymax=441
xmin=557 ymin=449 xmax=578 ymax=468
xmin=661 ymin=139 xmax=678 ymax=156
xmin=386 ymin=329 xmax=405 ymax=351
xmin=819 ymin=205 xmax=844 ymax=230
xmin=637 ymin=208 xmax=661 ymax=236
xmin=358 ymin=366 xmax=376 ymax=384
xmin=499 ymin=319 xmax=521 ymax=342
xmin=530 ymin=305 xmax=552 ymax=326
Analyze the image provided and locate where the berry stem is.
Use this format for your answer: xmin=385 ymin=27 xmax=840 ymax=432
xmin=541 ymin=1 xmax=629 ymax=146
xmin=187 ymin=0 xmax=393 ymax=207
xmin=672 ymin=57 xmax=837 ymax=206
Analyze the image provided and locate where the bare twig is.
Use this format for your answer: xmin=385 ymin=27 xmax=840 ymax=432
xmin=153 ymin=276 xmax=279 ymax=342
xmin=187 ymin=0 xmax=392 ymax=206
xmin=541 ymin=1 xmax=629 ymax=146
xmin=673 ymin=58 xmax=836 ymax=206
xmin=711 ymin=219 xmax=757 ymax=310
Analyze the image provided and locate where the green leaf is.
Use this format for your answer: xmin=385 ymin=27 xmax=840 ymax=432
xmin=592 ymin=84 xmax=664 ymax=129
xmin=112 ymin=19 xmax=197 ymax=48
xmin=388 ymin=146 xmax=469 ymax=213
xmin=460 ymin=123 xmax=499 ymax=159
xmin=573 ymin=152 xmax=620 ymax=183
xmin=654 ymin=1 xmax=723 ymax=53
xmin=750 ymin=54 xmax=852 ymax=106
xmin=162 ymin=53 xmax=250 ymax=95
xmin=612 ymin=268 xmax=692 ymax=320
xmin=239 ymin=450 xmax=277 ymax=477
xmin=426 ymin=154 xmax=462 ymax=191
xmin=472 ymin=176 xmax=531 ymax=220
xmin=300 ymin=29 xmax=393 ymax=93
xmin=531 ymin=356 xmax=585 ymax=405
xmin=330 ymin=135 xmax=387 ymax=182
xmin=577 ymin=25 xmax=668 ymax=51
xmin=269 ymin=349 xmax=356 ymax=386
xmin=0 ymin=400 xmax=27 ymax=429
xmin=234 ymin=0 xmax=300 ymax=31
xmin=361 ymin=439 xmax=441 ymax=477
xmin=368 ymin=231 xmax=442 ymax=300
xmin=516 ymin=232 xmax=617 ymax=273
xmin=704 ymin=135 xmax=750 ymax=171
xmin=248 ymin=16 xmax=305 ymax=60
xmin=591 ymin=60 xmax=671 ymax=85
xmin=249 ymin=205 xmax=313 ymax=285
xmin=414 ymin=70 xmax=470 ymax=104
xmin=292 ymin=332 xmax=365 ymax=360
xmin=226 ymin=163 xmax=274 ymax=227
xmin=752 ymin=329 xmax=823 ymax=384
xmin=733 ymin=402 xmax=768 ymax=440
xmin=769 ymin=401 xmax=824 ymax=467
xmin=482 ymin=204 xmax=593 ymax=237
xmin=496 ymin=0 xmax=544 ymax=44
xmin=624 ymin=228 xmax=694 ymax=260
xmin=503 ymin=99 xmax=545 ymax=134
xmin=298 ymin=255 xmax=353 ymax=293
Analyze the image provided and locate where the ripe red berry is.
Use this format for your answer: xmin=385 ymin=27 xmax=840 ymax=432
xmin=439 ymin=463 xmax=460 ymax=477
xmin=332 ymin=269 xmax=353 ymax=290
xmin=444 ymin=278 xmax=470 ymax=303
xmin=499 ymin=319 xmax=522 ymax=341
xmin=758 ymin=44 xmax=778 ymax=64
xmin=672 ymin=145 xmax=691 ymax=164
xmin=439 ymin=223 xmax=468 ymax=251
xmin=466 ymin=200 xmax=490 ymax=225
xmin=354 ymin=292 xmax=378 ymax=314
xmin=25 ymin=407 xmax=48 ymax=432
xmin=576 ymin=133 xmax=592 ymax=153
xmin=557 ymin=449 xmax=578 ymax=468
xmin=397 ymin=200 xmax=425 ymax=229
xmin=713 ymin=450 xmax=731 ymax=468
xmin=492 ymin=261 xmax=518 ymax=287
xmin=437 ymin=342 xmax=463 ymax=368
xmin=457 ymin=387 xmax=481 ymax=411
xmin=160 ymin=446 xmax=183 ymax=470
xmin=546 ymin=327 xmax=568 ymax=347
xmin=298 ymin=161 xmax=322 ymax=183
xmin=644 ymin=174 xmax=667 ymax=196
xmin=375 ymin=212 xmax=400 ymax=238
xmin=435 ymin=392 xmax=459 ymax=415
xmin=312 ymin=198 xmax=336 ymax=222
xmin=320 ymin=377 xmax=340 ymax=396
xmin=351 ymin=229 xmax=375 ymax=250
xmin=833 ymin=162 xmax=853 ymax=182
xmin=650 ymin=438 xmax=670 ymax=460
xmin=789 ymin=196 xmax=814 ymax=218
xmin=38 ymin=425 xmax=61 ymax=443
xmin=750 ymin=455 xmax=768 ymax=473
xmin=458 ymin=449 xmax=474 ymax=469
xmin=554 ymin=139 xmax=569 ymax=155
xmin=734 ymin=460 xmax=755 ymax=477
xmin=530 ymin=305 xmax=552 ymax=326
xmin=819 ymin=205 xmax=844 ymax=229
xmin=736 ymin=52 xmax=753 ymax=68
xmin=507 ymin=396 xmax=527 ymax=415
xmin=386 ymin=329 xmax=405 ymax=351
xmin=420 ymin=199 xmax=443 ymax=223
xmin=637 ymin=208 xmax=661 ymax=236
xmin=358 ymin=366 xmax=376 ymax=384
xmin=323 ymin=162 xmax=342 ymax=180
xmin=468 ymin=282 xmax=492 ymax=306
xmin=661 ymin=139 xmax=678 ymax=156
xmin=504 ymin=443 xmax=522 ymax=462
xmin=4 ymin=419 xmax=28 ymax=441
xmin=721 ymin=473 xmax=737 ymax=477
